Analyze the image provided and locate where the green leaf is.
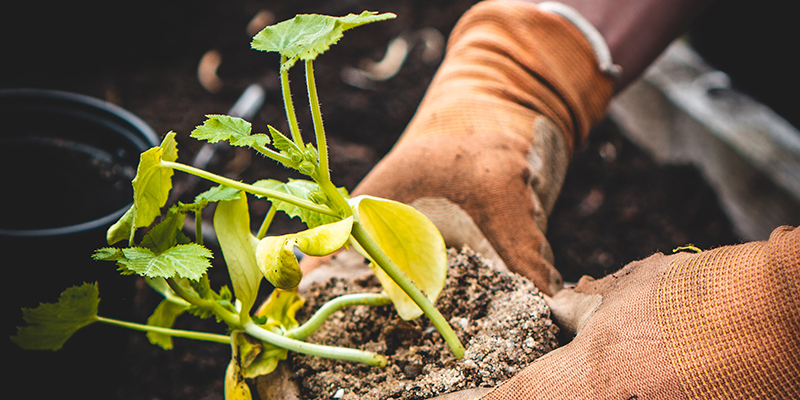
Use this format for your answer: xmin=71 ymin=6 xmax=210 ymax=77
xmin=191 ymin=115 xmax=271 ymax=149
xmin=114 ymin=245 xmax=213 ymax=281
xmin=214 ymin=192 xmax=262 ymax=315
xmin=107 ymin=206 xmax=134 ymax=245
xmin=350 ymin=195 xmax=447 ymax=320
xmin=160 ymin=131 xmax=179 ymax=162
xmin=256 ymin=217 xmax=353 ymax=289
xmin=11 ymin=283 xmax=100 ymax=351
xmin=252 ymin=11 xmax=396 ymax=70
xmin=146 ymin=299 xmax=189 ymax=350
xmin=140 ymin=207 xmax=188 ymax=254
xmin=267 ymin=125 xmax=296 ymax=155
xmin=266 ymin=126 xmax=319 ymax=175
xmin=253 ymin=179 xmax=349 ymax=228
xmin=132 ymin=132 xmax=179 ymax=229
xmin=93 ymin=247 xmax=124 ymax=262
xmin=195 ymin=185 xmax=242 ymax=204
xmin=173 ymin=185 xmax=242 ymax=215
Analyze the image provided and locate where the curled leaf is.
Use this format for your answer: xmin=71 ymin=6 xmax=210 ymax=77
xmin=106 ymin=206 xmax=134 ymax=245
xmin=350 ymin=196 xmax=447 ymax=320
xmin=256 ymin=216 xmax=353 ymax=289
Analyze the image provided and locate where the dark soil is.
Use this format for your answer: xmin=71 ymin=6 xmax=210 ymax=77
xmin=4 ymin=0 xmax=744 ymax=399
xmin=289 ymin=247 xmax=558 ymax=400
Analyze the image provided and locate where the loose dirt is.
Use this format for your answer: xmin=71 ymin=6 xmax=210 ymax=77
xmin=288 ymin=247 xmax=559 ymax=400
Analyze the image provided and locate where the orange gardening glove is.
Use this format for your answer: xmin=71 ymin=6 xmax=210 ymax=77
xmin=303 ymin=0 xmax=614 ymax=296
xmin=433 ymin=225 xmax=800 ymax=399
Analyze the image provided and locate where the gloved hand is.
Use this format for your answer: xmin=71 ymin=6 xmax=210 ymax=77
xmin=432 ymin=225 xmax=800 ymax=399
xmin=302 ymin=0 xmax=614 ymax=296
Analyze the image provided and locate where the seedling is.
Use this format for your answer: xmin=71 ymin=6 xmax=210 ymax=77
xmin=11 ymin=11 xmax=464 ymax=400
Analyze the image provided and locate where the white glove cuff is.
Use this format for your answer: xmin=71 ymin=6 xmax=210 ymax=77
xmin=538 ymin=1 xmax=622 ymax=79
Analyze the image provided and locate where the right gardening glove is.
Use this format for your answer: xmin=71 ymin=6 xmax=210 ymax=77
xmin=302 ymin=0 xmax=615 ymax=296
xmin=434 ymin=225 xmax=800 ymax=399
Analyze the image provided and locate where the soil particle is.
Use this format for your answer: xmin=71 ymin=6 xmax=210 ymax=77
xmin=290 ymin=247 xmax=559 ymax=400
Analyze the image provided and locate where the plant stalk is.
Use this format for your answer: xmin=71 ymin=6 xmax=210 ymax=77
xmin=281 ymin=57 xmax=304 ymax=145
xmin=305 ymin=60 xmax=329 ymax=182
xmin=304 ymin=60 xmax=352 ymax=217
xmin=194 ymin=209 xmax=203 ymax=245
xmin=256 ymin=205 xmax=277 ymax=240
xmin=242 ymin=319 xmax=387 ymax=367
xmin=350 ymin=222 xmax=465 ymax=359
xmin=287 ymin=292 xmax=391 ymax=340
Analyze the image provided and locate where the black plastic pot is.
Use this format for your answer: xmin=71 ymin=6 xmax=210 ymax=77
xmin=1 ymin=89 xmax=159 ymax=399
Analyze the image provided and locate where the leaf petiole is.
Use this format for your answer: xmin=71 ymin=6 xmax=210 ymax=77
xmin=256 ymin=205 xmax=277 ymax=240
xmin=161 ymin=160 xmax=337 ymax=217
xmin=304 ymin=60 xmax=353 ymax=217
xmin=96 ymin=316 xmax=230 ymax=344
xmin=281 ymin=57 xmax=304 ymax=146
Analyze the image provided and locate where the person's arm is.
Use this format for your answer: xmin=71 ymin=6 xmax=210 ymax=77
xmin=528 ymin=0 xmax=714 ymax=91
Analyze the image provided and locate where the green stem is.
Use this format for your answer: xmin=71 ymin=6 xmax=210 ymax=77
xmin=281 ymin=58 xmax=303 ymax=145
xmin=350 ymin=222 xmax=465 ymax=359
xmin=96 ymin=316 xmax=230 ymax=344
xmin=194 ymin=209 xmax=203 ymax=245
xmin=256 ymin=205 xmax=277 ymax=240
xmin=287 ymin=293 xmax=391 ymax=340
xmin=304 ymin=60 xmax=352 ymax=217
xmin=305 ymin=60 xmax=329 ymax=181
xmin=161 ymin=160 xmax=337 ymax=218
xmin=242 ymin=318 xmax=386 ymax=367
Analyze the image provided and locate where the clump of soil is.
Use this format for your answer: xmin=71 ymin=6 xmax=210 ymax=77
xmin=289 ymin=247 xmax=559 ymax=400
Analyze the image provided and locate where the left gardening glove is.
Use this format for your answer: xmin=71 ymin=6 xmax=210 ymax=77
xmin=302 ymin=0 xmax=615 ymax=296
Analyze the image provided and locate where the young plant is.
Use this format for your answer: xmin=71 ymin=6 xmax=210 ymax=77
xmin=11 ymin=10 xmax=464 ymax=400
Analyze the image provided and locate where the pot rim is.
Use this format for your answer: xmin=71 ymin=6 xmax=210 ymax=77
xmin=0 ymin=88 xmax=159 ymax=237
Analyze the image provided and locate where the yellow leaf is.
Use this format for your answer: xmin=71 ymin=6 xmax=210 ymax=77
xmin=350 ymin=195 xmax=447 ymax=320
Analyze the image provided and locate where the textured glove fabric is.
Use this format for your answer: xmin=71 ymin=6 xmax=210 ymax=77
xmin=656 ymin=226 xmax=799 ymax=399
xmin=480 ymin=225 xmax=799 ymax=399
xmin=351 ymin=0 xmax=614 ymax=295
